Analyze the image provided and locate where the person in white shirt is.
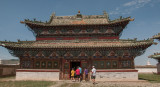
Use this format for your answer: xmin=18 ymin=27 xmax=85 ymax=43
xmin=91 ymin=66 xmax=96 ymax=84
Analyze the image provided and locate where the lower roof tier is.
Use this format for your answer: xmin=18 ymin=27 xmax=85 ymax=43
xmin=0 ymin=39 xmax=153 ymax=49
xmin=149 ymin=53 xmax=160 ymax=59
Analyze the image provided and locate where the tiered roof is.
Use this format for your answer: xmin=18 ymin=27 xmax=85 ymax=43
xmin=0 ymin=39 xmax=153 ymax=49
xmin=21 ymin=11 xmax=134 ymax=26
xmin=149 ymin=33 xmax=160 ymax=60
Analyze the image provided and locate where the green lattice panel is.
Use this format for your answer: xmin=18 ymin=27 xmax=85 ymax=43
xmin=81 ymin=62 xmax=87 ymax=68
xmin=64 ymin=63 xmax=69 ymax=69
xmin=106 ymin=61 xmax=111 ymax=69
xmin=112 ymin=61 xmax=118 ymax=68
xmin=127 ymin=60 xmax=131 ymax=68
xmin=48 ymin=29 xmax=56 ymax=34
xmin=93 ymin=61 xmax=99 ymax=68
xmin=61 ymin=29 xmax=68 ymax=33
xmin=42 ymin=51 xmax=52 ymax=57
xmin=13 ymin=50 xmax=25 ymax=57
xmin=47 ymin=61 xmax=52 ymax=68
xmin=41 ymin=61 xmax=46 ymax=68
xmin=74 ymin=29 xmax=81 ymax=33
xmin=86 ymin=28 xmax=93 ymax=33
xmin=35 ymin=61 xmax=40 ymax=68
xmin=99 ymin=61 xmax=105 ymax=69
xmin=53 ymin=61 xmax=59 ymax=69
xmin=99 ymin=28 xmax=106 ymax=33
xmin=29 ymin=51 xmax=38 ymax=57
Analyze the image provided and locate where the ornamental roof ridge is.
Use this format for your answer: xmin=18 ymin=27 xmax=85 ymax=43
xmin=0 ymin=38 xmax=154 ymax=49
xmin=0 ymin=38 xmax=153 ymax=43
xmin=20 ymin=11 xmax=134 ymax=26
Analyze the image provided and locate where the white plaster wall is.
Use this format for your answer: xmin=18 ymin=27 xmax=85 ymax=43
xmin=16 ymin=72 xmax=59 ymax=81
xmin=95 ymin=72 xmax=138 ymax=81
xmin=136 ymin=68 xmax=157 ymax=73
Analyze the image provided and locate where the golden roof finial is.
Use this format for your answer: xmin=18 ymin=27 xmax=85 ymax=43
xmin=78 ymin=10 xmax=80 ymax=14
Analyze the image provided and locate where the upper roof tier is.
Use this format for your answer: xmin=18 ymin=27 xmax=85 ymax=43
xmin=20 ymin=11 xmax=134 ymax=40
xmin=21 ymin=11 xmax=134 ymax=26
xmin=0 ymin=39 xmax=153 ymax=49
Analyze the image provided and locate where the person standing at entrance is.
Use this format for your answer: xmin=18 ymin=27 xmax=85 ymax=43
xmin=91 ymin=66 xmax=96 ymax=84
xmin=84 ymin=68 xmax=88 ymax=81
xmin=71 ymin=68 xmax=75 ymax=81
xmin=75 ymin=66 xmax=80 ymax=82
xmin=78 ymin=66 xmax=82 ymax=82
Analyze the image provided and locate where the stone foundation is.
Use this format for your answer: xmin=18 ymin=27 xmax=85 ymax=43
xmin=95 ymin=69 xmax=138 ymax=81
xmin=16 ymin=69 xmax=59 ymax=81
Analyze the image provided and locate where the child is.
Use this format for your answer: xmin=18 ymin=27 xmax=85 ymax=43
xmin=71 ymin=68 xmax=75 ymax=81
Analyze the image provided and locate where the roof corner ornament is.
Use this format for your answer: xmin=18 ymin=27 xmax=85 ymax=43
xmin=51 ymin=12 xmax=56 ymax=17
xmin=20 ymin=21 xmax=24 ymax=24
xmin=153 ymin=42 xmax=158 ymax=45
xmin=103 ymin=10 xmax=109 ymax=20
xmin=1 ymin=44 xmax=6 ymax=47
xmin=129 ymin=18 xmax=135 ymax=21
xmin=48 ymin=12 xmax=56 ymax=24
xmin=76 ymin=10 xmax=82 ymax=19
xmin=17 ymin=39 xmax=20 ymax=42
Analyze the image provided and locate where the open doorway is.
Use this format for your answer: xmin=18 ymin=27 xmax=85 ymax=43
xmin=70 ymin=62 xmax=80 ymax=77
xmin=70 ymin=62 xmax=80 ymax=71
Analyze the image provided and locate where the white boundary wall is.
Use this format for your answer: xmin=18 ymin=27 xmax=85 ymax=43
xmin=136 ymin=68 xmax=157 ymax=73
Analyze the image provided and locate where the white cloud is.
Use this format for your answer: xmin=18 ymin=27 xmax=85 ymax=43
xmin=109 ymin=0 xmax=153 ymax=15
xmin=123 ymin=0 xmax=137 ymax=7
xmin=123 ymin=0 xmax=151 ymax=8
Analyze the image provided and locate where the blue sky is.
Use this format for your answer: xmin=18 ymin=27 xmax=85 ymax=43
xmin=0 ymin=0 xmax=160 ymax=65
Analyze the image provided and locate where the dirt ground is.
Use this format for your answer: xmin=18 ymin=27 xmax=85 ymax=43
xmin=1 ymin=77 xmax=160 ymax=87
xmin=50 ymin=80 xmax=160 ymax=87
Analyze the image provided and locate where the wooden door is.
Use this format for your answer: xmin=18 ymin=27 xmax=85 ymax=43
xmin=81 ymin=60 xmax=90 ymax=80
xmin=63 ymin=59 xmax=70 ymax=80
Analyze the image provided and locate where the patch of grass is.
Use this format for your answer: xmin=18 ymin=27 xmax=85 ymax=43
xmin=139 ymin=73 xmax=160 ymax=83
xmin=0 ymin=76 xmax=15 ymax=79
xmin=0 ymin=81 xmax=55 ymax=87
xmin=69 ymin=83 xmax=80 ymax=87
xmin=59 ymin=82 xmax=80 ymax=87
xmin=59 ymin=83 xmax=69 ymax=87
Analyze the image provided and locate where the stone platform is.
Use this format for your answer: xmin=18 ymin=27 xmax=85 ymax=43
xmin=16 ymin=69 xmax=59 ymax=81
xmin=95 ymin=69 xmax=138 ymax=81
xmin=16 ymin=69 xmax=138 ymax=81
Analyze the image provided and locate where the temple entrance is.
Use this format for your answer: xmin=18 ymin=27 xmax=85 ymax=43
xmin=70 ymin=62 xmax=81 ymax=71
xmin=62 ymin=59 xmax=89 ymax=80
xmin=70 ymin=62 xmax=80 ymax=78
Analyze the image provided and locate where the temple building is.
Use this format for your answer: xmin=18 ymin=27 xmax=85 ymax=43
xmin=0 ymin=11 xmax=153 ymax=81
xmin=149 ymin=33 xmax=160 ymax=74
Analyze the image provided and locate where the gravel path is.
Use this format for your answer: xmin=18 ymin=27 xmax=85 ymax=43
xmin=1 ymin=77 xmax=160 ymax=87
xmin=50 ymin=80 xmax=160 ymax=87
xmin=80 ymin=81 xmax=160 ymax=87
